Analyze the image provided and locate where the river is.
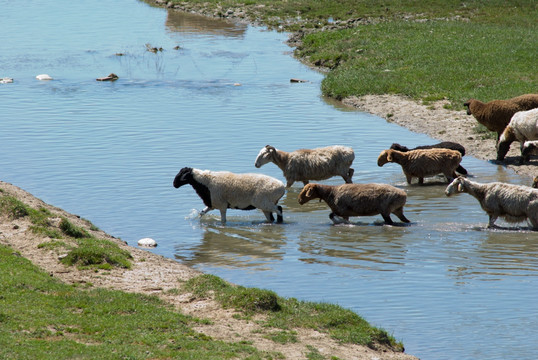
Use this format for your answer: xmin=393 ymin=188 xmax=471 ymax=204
xmin=1 ymin=1 xmax=537 ymax=359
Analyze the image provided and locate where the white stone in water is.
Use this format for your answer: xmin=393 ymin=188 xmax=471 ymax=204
xmin=138 ymin=238 xmax=157 ymax=247
xmin=36 ymin=74 xmax=53 ymax=80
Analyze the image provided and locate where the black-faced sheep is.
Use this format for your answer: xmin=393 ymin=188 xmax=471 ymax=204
xmin=377 ymin=148 xmax=462 ymax=185
xmin=254 ymin=145 xmax=355 ymax=187
xmin=173 ymin=167 xmax=285 ymax=225
xmin=297 ymin=183 xmax=410 ymax=225
xmin=496 ymin=108 xmax=538 ymax=162
xmin=445 ymin=176 xmax=538 ymax=229
xmin=390 ymin=141 xmax=468 ymax=175
xmin=463 ymin=94 xmax=538 ymax=140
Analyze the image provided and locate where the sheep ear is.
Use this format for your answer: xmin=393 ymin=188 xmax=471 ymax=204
xmin=387 ymin=150 xmax=393 ymax=162
xmin=305 ymin=186 xmax=314 ymax=198
xmin=265 ymin=145 xmax=274 ymax=153
xmin=457 ymin=183 xmax=464 ymax=192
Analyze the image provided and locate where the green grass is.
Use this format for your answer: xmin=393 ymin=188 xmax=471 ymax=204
xmin=183 ymin=274 xmax=403 ymax=351
xmin=168 ymin=0 xmax=537 ymax=107
xmin=0 ymin=192 xmax=132 ymax=270
xmin=0 ymin=245 xmax=270 ymax=360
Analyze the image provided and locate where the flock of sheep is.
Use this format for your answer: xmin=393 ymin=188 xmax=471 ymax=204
xmin=174 ymin=93 xmax=538 ymax=230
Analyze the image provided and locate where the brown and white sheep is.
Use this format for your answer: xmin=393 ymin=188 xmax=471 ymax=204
xmin=254 ymin=145 xmax=355 ymax=187
xmin=297 ymin=183 xmax=410 ymax=225
xmin=496 ymin=108 xmax=538 ymax=162
xmin=173 ymin=167 xmax=285 ymax=225
xmin=377 ymin=148 xmax=462 ymax=185
xmin=445 ymin=176 xmax=538 ymax=230
xmin=390 ymin=141 xmax=468 ymax=175
xmin=463 ymin=93 xmax=538 ymax=140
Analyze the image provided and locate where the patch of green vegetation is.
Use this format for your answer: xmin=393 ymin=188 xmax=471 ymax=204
xmin=264 ymin=330 xmax=298 ymax=344
xmin=183 ymin=274 xmax=402 ymax=350
xmin=59 ymin=217 xmax=91 ymax=239
xmin=473 ymin=124 xmax=497 ymax=140
xmin=37 ymin=240 xmax=71 ymax=252
xmin=60 ymin=238 xmax=133 ymax=270
xmin=0 ymin=192 xmax=131 ymax=271
xmin=0 ymin=245 xmax=272 ymax=360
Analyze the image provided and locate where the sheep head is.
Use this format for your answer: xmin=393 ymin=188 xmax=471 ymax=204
xmin=377 ymin=150 xmax=393 ymax=167
xmin=173 ymin=167 xmax=193 ymax=188
xmin=298 ymin=184 xmax=320 ymax=205
xmin=445 ymin=176 xmax=465 ymax=197
xmin=533 ymin=176 xmax=538 ymax=189
xmin=254 ymin=145 xmax=276 ymax=168
xmin=463 ymin=99 xmax=475 ymax=115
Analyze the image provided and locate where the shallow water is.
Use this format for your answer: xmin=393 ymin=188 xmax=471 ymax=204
xmin=1 ymin=1 xmax=537 ymax=359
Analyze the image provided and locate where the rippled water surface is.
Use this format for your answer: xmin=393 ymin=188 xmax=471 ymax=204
xmin=1 ymin=1 xmax=537 ymax=359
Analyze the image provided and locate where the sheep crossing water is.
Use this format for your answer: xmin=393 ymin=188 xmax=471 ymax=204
xmin=174 ymin=138 xmax=536 ymax=230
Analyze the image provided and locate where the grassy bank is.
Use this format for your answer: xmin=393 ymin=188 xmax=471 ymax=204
xmin=0 ymin=186 xmax=405 ymax=358
xmin=167 ymin=0 xmax=537 ymax=107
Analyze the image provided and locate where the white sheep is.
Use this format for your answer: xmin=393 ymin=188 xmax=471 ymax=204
xmin=445 ymin=176 xmax=538 ymax=229
xmin=297 ymin=183 xmax=410 ymax=225
xmin=173 ymin=167 xmax=285 ymax=225
xmin=377 ymin=148 xmax=462 ymax=185
xmin=254 ymin=145 xmax=355 ymax=188
xmin=497 ymin=108 xmax=538 ymax=162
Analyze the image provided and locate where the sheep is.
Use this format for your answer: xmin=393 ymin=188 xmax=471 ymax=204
xmin=254 ymin=145 xmax=355 ymax=187
xmin=521 ymin=140 xmax=538 ymax=163
xmin=496 ymin=108 xmax=538 ymax=162
xmin=390 ymin=141 xmax=468 ymax=175
xmin=173 ymin=167 xmax=285 ymax=225
xmin=377 ymin=148 xmax=462 ymax=185
xmin=463 ymin=94 xmax=538 ymax=140
xmin=533 ymin=176 xmax=538 ymax=189
xmin=297 ymin=183 xmax=410 ymax=225
xmin=445 ymin=176 xmax=538 ymax=230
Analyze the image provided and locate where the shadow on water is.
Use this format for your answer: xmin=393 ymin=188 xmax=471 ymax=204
xmin=165 ymin=9 xmax=247 ymax=37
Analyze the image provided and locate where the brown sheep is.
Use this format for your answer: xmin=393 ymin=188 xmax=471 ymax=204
xmin=377 ymin=148 xmax=462 ymax=185
xmin=463 ymin=94 xmax=538 ymax=140
xmin=297 ymin=183 xmax=410 ymax=225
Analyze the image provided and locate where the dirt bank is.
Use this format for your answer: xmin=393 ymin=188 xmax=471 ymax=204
xmin=0 ymin=180 xmax=418 ymax=359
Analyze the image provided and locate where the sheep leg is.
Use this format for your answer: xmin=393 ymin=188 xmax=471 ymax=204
xmin=276 ymin=205 xmax=283 ymax=223
xmin=199 ymin=206 xmax=211 ymax=217
xmin=418 ymin=177 xmax=424 ymax=185
xmin=405 ymin=174 xmax=413 ymax=184
xmin=381 ymin=214 xmax=394 ymax=225
xmin=219 ymin=209 xmax=227 ymax=225
xmin=393 ymin=207 xmax=411 ymax=223
xmin=487 ymin=214 xmax=499 ymax=228
xmin=329 ymin=213 xmax=349 ymax=224
xmin=263 ymin=211 xmax=275 ymax=223
xmin=286 ymin=180 xmax=295 ymax=187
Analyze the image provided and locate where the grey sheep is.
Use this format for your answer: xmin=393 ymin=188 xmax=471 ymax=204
xmin=173 ymin=167 xmax=285 ymax=225
xmin=445 ymin=176 xmax=538 ymax=230
xmin=254 ymin=145 xmax=355 ymax=187
xmin=463 ymin=93 xmax=538 ymax=140
xmin=377 ymin=148 xmax=462 ymax=185
xmin=497 ymin=108 xmax=538 ymax=162
xmin=390 ymin=141 xmax=468 ymax=175
xmin=297 ymin=183 xmax=410 ymax=225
